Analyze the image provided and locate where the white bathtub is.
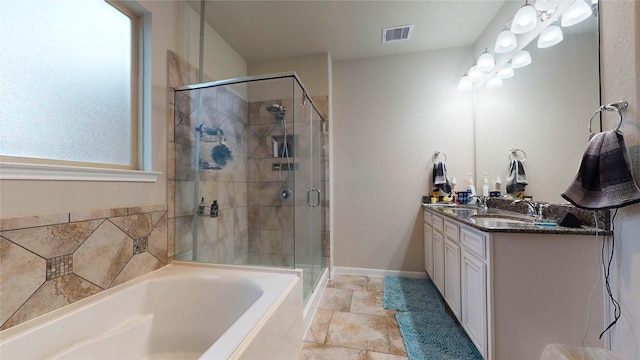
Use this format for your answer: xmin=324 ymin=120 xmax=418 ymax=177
xmin=0 ymin=262 xmax=303 ymax=360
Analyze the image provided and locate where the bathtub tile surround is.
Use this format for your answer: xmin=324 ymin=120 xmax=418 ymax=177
xmin=0 ymin=204 xmax=168 ymax=330
xmin=299 ymin=274 xmax=408 ymax=360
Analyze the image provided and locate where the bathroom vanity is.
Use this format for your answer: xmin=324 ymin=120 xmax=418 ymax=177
xmin=423 ymin=204 xmax=607 ymax=360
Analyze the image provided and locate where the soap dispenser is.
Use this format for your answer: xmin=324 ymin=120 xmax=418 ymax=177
xmin=482 ymin=173 xmax=490 ymax=197
xmin=467 ymin=173 xmax=476 ymax=204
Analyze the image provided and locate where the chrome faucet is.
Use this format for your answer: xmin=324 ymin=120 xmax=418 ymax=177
xmin=472 ymin=195 xmax=488 ymax=211
xmin=512 ymin=200 xmax=541 ymax=219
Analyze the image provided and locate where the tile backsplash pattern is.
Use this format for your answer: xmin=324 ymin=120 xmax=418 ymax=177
xmin=0 ymin=204 xmax=168 ymax=330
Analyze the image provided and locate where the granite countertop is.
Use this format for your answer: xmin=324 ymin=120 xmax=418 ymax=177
xmin=422 ymin=203 xmax=610 ymax=235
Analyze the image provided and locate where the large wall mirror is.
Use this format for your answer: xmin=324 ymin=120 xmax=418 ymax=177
xmin=473 ymin=1 xmax=600 ymax=203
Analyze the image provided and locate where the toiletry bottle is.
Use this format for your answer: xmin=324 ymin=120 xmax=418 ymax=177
xmin=272 ymin=138 xmax=279 ymax=158
xmin=495 ymin=176 xmax=502 ymax=195
xmin=467 ymin=173 xmax=476 ymax=204
xmin=210 ymin=200 xmax=218 ymax=218
xmin=482 ymin=173 xmax=490 ymax=197
xmin=198 ymin=197 xmax=205 ymax=215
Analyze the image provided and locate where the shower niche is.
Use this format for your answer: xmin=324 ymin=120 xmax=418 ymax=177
xmin=173 ymin=72 xmax=327 ymax=305
xmin=271 ymin=135 xmax=294 ymax=158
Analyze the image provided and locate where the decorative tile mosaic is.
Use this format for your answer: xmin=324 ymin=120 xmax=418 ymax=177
xmin=133 ymin=236 xmax=149 ymax=255
xmin=46 ymin=254 xmax=73 ymax=280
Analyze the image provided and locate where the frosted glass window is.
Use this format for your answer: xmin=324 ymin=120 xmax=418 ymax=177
xmin=0 ymin=0 xmax=135 ymax=167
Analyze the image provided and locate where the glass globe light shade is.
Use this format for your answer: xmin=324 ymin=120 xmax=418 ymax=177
xmin=468 ymin=65 xmax=483 ymax=81
xmin=561 ymin=0 xmax=592 ymax=27
xmin=497 ymin=63 xmax=514 ymax=79
xmin=511 ymin=4 xmax=538 ymax=34
xmin=537 ymin=25 xmax=563 ymax=48
xmin=458 ymin=75 xmax=472 ymax=91
xmin=495 ymin=30 xmax=517 ymax=54
xmin=486 ymin=77 xmax=504 ymax=89
xmin=512 ymin=50 xmax=532 ymax=68
xmin=477 ymin=51 xmax=495 ymax=72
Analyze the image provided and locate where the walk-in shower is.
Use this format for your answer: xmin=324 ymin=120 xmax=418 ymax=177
xmin=172 ymin=72 xmax=327 ymax=305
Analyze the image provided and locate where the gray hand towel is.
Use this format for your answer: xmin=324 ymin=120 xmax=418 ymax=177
xmin=562 ymin=130 xmax=640 ymax=210
xmin=432 ymin=162 xmax=451 ymax=194
xmin=506 ymin=159 xmax=527 ymax=194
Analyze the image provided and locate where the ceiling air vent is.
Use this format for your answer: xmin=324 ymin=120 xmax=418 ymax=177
xmin=382 ymin=25 xmax=413 ymax=43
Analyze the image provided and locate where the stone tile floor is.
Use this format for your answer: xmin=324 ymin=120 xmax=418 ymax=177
xmin=297 ymin=274 xmax=409 ymax=360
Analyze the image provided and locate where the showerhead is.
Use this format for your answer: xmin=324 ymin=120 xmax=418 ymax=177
xmin=266 ymin=103 xmax=286 ymax=121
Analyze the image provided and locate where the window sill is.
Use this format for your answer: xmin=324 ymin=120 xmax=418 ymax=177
xmin=0 ymin=162 xmax=161 ymax=182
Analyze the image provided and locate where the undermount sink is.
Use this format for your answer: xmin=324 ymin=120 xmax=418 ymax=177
xmin=471 ymin=215 xmax=533 ymax=225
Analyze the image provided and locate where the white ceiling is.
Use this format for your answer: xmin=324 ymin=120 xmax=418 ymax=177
xmin=193 ymin=1 xmax=506 ymax=63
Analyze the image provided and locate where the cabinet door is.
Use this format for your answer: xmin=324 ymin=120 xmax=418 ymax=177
xmin=424 ymin=223 xmax=433 ymax=277
xmin=444 ymin=239 xmax=461 ymax=320
xmin=432 ymin=231 xmax=445 ymax=294
xmin=461 ymin=250 xmax=487 ymax=359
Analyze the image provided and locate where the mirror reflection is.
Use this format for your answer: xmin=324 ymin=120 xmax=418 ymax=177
xmin=473 ymin=3 xmax=599 ymax=203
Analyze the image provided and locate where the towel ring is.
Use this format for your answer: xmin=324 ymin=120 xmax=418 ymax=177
xmin=433 ymin=151 xmax=447 ymax=163
xmin=589 ymin=100 xmax=627 ymax=134
xmin=509 ymin=148 xmax=526 ymax=162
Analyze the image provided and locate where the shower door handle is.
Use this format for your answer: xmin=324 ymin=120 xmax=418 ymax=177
xmin=307 ymin=188 xmax=321 ymax=207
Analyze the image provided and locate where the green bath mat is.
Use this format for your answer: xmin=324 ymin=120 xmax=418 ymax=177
xmin=384 ymin=277 xmax=483 ymax=360
xmin=382 ymin=276 xmax=444 ymax=312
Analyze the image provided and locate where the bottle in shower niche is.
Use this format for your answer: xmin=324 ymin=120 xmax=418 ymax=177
xmin=210 ymin=200 xmax=218 ymax=218
xmin=198 ymin=197 xmax=206 ymax=215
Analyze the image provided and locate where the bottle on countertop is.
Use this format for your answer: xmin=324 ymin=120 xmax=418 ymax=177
xmin=467 ymin=173 xmax=476 ymax=204
xmin=198 ymin=197 xmax=205 ymax=215
xmin=210 ymin=200 xmax=219 ymax=218
xmin=482 ymin=173 xmax=490 ymax=197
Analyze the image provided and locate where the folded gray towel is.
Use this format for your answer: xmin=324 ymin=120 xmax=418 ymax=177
xmin=506 ymin=159 xmax=527 ymax=194
xmin=562 ymin=130 xmax=640 ymax=210
xmin=432 ymin=162 xmax=451 ymax=194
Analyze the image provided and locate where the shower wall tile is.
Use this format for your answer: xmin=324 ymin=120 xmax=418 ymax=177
xmin=282 ymin=230 xmax=295 ymax=256
xmin=199 ymin=180 xmax=219 ymax=208
xmin=197 ymin=216 xmax=218 ymax=247
xmin=217 ymin=235 xmax=234 ymax=263
xmin=217 ymin=182 xmax=236 ymax=210
xmin=168 ymin=180 xmax=175 ymax=218
xmin=174 ymin=216 xmax=194 ymax=254
xmin=0 ymin=204 xmax=168 ymax=330
xmin=167 ymin=218 xmax=175 ymax=260
xmin=217 ymin=208 xmax=234 ymax=240
xmin=234 ymin=207 xmax=248 ymax=235
xmin=233 ymin=183 xmax=248 ymax=207
xmin=248 ymin=229 xmax=260 ymax=254
xmin=174 ymin=143 xmax=195 ymax=180
xmin=259 ymin=206 xmax=283 ymax=230
xmin=168 ymin=103 xmax=175 ymax=143
xmin=174 ymin=180 xmax=195 ymax=217
xmin=259 ymin=182 xmax=287 ymax=206
xmin=248 ymin=159 xmax=260 ymax=183
xmin=260 ymin=229 xmax=283 ymax=254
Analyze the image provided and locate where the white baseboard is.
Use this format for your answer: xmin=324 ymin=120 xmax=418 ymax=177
xmin=332 ymin=266 xmax=428 ymax=279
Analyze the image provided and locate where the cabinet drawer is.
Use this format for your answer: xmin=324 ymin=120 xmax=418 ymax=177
xmin=444 ymin=220 xmax=459 ymax=243
xmin=424 ymin=210 xmax=432 ymax=225
xmin=432 ymin=215 xmax=443 ymax=232
xmin=461 ymin=227 xmax=487 ymax=260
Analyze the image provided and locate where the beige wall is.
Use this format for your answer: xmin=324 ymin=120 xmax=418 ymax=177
xmin=600 ymin=1 xmax=640 ymax=357
xmin=332 ymin=47 xmax=475 ymax=272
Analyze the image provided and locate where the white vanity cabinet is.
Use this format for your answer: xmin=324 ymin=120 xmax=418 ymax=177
xmin=460 ymin=227 xmax=489 ymax=358
xmin=423 ymin=210 xmax=433 ymax=278
xmin=443 ymin=220 xmax=461 ymax=320
xmin=423 ymin=207 xmax=604 ymax=360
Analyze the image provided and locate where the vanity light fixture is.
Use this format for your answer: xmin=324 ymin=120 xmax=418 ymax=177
xmin=561 ymin=0 xmax=592 ymax=27
xmin=533 ymin=0 xmax=563 ymax=11
xmin=486 ymin=77 xmax=504 ymax=89
xmin=537 ymin=24 xmax=563 ymax=48
xmin=477 ymin=49 xmax=495 ymax=72
xmin=497 ymin=62 xmax=514 ymax=79
xmin=458 ymin=74 xmax=473 ymax=91
xmin=512 ymin=49 xmax=532 ymax=68
xmin=468 ymin=65 xmax=484 ymax=81
xmin=511 ymin=2 xmax=538 ymax=34
xmin=495 ymin=29 xmax=517 ymax=54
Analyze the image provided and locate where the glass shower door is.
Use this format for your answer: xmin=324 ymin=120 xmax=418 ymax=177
xmin=293 ymin=86 xmax=325 ymax=303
